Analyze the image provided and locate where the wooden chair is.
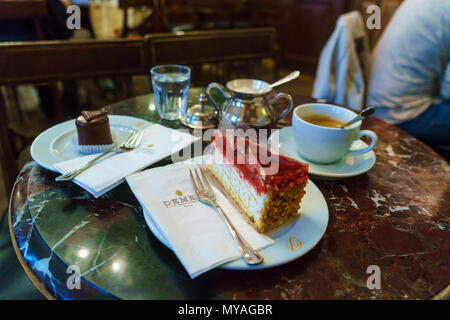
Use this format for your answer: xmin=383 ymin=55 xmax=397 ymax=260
xmin=145 ymin=27 xmax=278 ymax=85
xmin=0 ymin=38 xmax=150 ymax=196
xmin=0 ymin=38 xmax=149 ymax=117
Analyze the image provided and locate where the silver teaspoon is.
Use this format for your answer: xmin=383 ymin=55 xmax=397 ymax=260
xmin=340 ymin=106 xmax=375 ymax=128
xmin=258 ymin=70 xmax=300 ymax=94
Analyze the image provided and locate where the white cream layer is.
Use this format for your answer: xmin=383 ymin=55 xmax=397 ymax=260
xmin=208 ymin=148 xmax=268 ymax=222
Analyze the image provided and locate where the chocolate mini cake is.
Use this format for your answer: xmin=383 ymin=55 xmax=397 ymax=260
xmin=76 ymin=110 xmax=113 ymax=146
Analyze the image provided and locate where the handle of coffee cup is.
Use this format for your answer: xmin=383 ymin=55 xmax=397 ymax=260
xmin=271 ymin=92 xmax=293 ymax=123
xmin=206 ymin=82 xmax=229 ymax=115
xmin=347 ymin=130 xmax=377 ymax=157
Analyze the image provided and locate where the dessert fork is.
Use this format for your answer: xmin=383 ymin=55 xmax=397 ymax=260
xmin=189 ymin=167 xmax=264 ymax=265
xmin=56 ymin=128 xmax=144 ymax=182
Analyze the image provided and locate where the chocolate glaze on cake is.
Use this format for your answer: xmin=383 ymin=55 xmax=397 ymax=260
xmin=76 ymin=110 xmax=113 ymax=145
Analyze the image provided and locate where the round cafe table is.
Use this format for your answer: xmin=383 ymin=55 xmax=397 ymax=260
xmin=8 ymin=89 xmax=450 ymax=299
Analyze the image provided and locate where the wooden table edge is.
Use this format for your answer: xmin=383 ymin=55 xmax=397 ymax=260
xmin=8 ymin=171 xmax=56 ymax=300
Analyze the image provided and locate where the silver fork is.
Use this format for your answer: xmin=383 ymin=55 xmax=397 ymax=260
xmin=189 ymin=167 xmax=264 ymax=265
xmin=56 ymin=128 xmax=144 ymax=182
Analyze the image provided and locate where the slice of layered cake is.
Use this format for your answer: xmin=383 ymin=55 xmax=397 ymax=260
xmin=206 ymin=131 xmax=309 ymax=233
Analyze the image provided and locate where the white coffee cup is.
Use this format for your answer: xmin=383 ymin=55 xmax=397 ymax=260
xmin=292 ymin=103 xmax=377 ymax=164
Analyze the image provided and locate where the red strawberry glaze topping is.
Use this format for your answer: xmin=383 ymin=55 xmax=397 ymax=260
xmin=212 ymin=132 xmax=308 ymax=194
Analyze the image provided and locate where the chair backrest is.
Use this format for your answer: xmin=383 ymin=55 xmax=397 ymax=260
xmin=0 ymin=38 xmax=149 ymax=119
xmin=145 ymin=28 xmax=277 ymax=84
xmin=146 ymin=28 xmax=276 ymax=65
xmin=0 ymin=39 xmax=150 ymax=85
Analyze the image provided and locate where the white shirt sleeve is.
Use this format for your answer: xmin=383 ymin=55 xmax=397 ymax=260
xmin=367 ymin=0 xmax=450 ymax=123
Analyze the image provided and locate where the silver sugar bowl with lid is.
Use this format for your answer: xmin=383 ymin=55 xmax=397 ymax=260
xmin=181 ymin=93 xmax=218 ymax=129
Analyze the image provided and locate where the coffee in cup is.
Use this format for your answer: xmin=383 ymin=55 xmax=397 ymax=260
xmin=300 ymin=114 xmax=346 ymax=128
xmin=292 ymin=103 xmax=377 ymax=164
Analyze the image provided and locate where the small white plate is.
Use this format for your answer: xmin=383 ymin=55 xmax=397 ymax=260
xmin=30 ymin=115 xmax=152 ymax=172
xmin=144 ymin=179 xmax=328 ymax=270
xmin=268 ymin=127 xmax=376 ymax=179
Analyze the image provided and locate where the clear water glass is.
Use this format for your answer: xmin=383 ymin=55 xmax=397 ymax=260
xmin=151 ymin=65 xmax=191 ymax=121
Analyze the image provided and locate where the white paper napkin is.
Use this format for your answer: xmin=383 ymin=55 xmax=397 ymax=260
xmin=54 ymin=124 xmax=199 ymax=198
xmin=126 ymin=160 xmax=274 ymax=278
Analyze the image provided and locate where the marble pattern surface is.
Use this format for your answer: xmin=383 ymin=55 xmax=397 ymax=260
xmin=9 ymin=93 xmax=450 ymax=299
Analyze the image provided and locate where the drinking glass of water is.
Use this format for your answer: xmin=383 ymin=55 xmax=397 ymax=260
xmin=151 ymin=65 xmax=191 ymax=121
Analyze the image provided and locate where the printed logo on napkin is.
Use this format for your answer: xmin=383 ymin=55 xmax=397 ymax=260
xmin=162 ymin=190 xmax=197 ymax=208
xmin=136 ymin=143 xmax=156 ymax=155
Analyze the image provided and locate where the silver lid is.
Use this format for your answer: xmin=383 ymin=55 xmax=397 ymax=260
xmin=181 ymin=93 xmax=218 ymax=129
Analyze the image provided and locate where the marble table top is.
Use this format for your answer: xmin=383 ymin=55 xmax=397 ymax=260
xmin=9 ymin=89 xmax=450 ymax=299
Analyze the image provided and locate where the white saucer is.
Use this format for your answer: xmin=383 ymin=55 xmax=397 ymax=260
xmin=31 ymin=115 xmax=152 ymax=172
xmin=268 ymin=127 xmax=376 ymax=179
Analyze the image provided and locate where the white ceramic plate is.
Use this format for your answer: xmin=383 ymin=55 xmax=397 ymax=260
xmin=268 ymin=127 xmax=376 ymax=179
xmin=144 ymin=178 xmax=328 ymax=270
xmin=30 ymin=115 xmax=152 ymax=172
